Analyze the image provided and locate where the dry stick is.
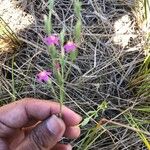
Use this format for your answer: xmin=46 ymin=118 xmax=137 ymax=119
xmin=19 ymin=37 xmax=46 ymax=51
xmin=100 ymin=118 xmax=150 ymax=136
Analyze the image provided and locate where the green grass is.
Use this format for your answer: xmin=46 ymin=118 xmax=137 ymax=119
xmin=125 ymin=112 xmax=150 ymax=150
xmin=0 ymin=17 xmax=20 ymax=53
xmin=132 ymin=0 xmax=150 ymax=97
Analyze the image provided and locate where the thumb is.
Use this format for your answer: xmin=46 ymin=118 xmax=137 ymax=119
xmin=16 ymin=115 xmax=66 ymax=150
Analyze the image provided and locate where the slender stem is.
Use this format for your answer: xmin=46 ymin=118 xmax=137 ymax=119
xmin=65 ymin=64 xmax=72 ymax=81
xmin=11 ymin=57 xmax=16 ymax=101
xmin=59 ymin=85 xmax=63 ymax=116
xmin=65 ymin=56 xmax=76 ymax=81
xmin=103 ymin=119 xmax=150 ymax=136
xmin=59 ymin=55 xmax=65 ymax=116
xmin=48 ymin=80 xmax=58 ymax=100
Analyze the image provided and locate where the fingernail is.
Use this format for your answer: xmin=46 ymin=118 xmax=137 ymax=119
xmin=46 ymin=115 xmax=61 ymax=135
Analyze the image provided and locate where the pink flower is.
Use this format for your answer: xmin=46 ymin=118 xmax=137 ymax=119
xmin=64 ymin=41 xmax=76 ymax=53
xmin=36 ymin=70 xmax=52 ymax=83
xmin=43 ymin=35 xmax=59 ymax=46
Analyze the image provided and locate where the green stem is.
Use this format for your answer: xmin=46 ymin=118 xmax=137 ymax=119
xmin=65 ymin=59 xmax=75 ymax=81
xmin=65 ymin=65 xmax=72 ymax=81
xmin=48 ymin=80 xmax=58 ymax=100
xmin=59 ymin=55 xmax=65 ymax=115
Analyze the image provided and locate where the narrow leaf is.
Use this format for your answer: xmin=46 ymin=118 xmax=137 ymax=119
xmin=81 ymin=118 xmax=90 ymax=127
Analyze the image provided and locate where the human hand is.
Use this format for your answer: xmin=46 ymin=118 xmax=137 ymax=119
xmin=0 ymin=98 xmax=82 ymax=150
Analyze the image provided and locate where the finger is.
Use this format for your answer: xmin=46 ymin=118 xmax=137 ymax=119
xmin=64 ymin=126 xmax=81 ymax=139
xmin=16 ymin=115 xmax=66 ymax=150
xmin=23 ymin=123 xmax=80 ymax=139
xmin=0 ymin=138 xmax=9 ymax=150
xmin=24 ymin=118 xmax=39 ymax=127
xmin=51 ymin=143 xmax=72 ymax=150
xmin=22 ymin=121 xmax=41 ymax=136
xmin=0 ymin=98 xmax=82 ymax=137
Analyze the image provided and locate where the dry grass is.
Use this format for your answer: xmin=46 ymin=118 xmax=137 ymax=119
xmin=0 ymin=0 xmax=149 ymax=149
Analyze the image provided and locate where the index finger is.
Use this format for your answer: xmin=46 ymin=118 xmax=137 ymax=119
xmin=0 ymin=98 xmax=82 ymax=129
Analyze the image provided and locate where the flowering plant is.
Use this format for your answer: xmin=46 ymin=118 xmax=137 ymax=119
xmin=36 ymin=0 xmax=82 ymax=115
